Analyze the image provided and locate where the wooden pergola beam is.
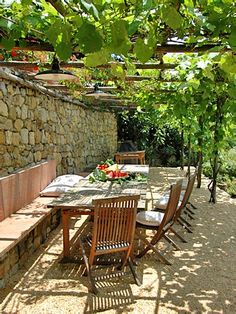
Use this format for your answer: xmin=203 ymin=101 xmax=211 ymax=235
xmin=0 ymin=42 xmax=54 ymax=52
xmin=61 ymin=61 xmax=176 ymax=69
xmin=0 ymin=41 xmax=228 ymax=54
xmin=42 ymin=85 xmax=120 ymax=93
xmin=5 ymin=69 xmax=182 ymax=83
xmin=0 ymin=61 xmax=176 ymax=70
xmin=43 ymin=84 xmax=176 ymax=94
xmin=125 ymin=76 xmax=182 ymax=82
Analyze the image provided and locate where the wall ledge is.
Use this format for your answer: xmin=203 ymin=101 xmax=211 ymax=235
xmin=0 ymin=67 xmax=90 ymax=109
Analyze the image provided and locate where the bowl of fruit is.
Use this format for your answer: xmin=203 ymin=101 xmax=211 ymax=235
xmin=106 ymin=170 xmax=129 ymax=180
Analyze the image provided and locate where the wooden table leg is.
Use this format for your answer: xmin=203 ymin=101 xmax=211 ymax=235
xmin=62 ymin=210 xmax=70 ymax=259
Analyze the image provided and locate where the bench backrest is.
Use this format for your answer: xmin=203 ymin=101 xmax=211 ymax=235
xmin=0 ymin=160 xmax=56 ymax=221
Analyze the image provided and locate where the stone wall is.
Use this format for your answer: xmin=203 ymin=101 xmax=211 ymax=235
xmin=0 ymin=70 xmax=117 ymax=175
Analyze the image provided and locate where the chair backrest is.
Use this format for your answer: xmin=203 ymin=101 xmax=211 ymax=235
xmin=91 ymin=195 xmax=140 ymax=254
xmin=158 ymin=180 xmax=182 ymax=231
xmin=180 ymin=173 xmax=196 ymax=208
xmin=174 ymin=173 xmax=196 ymax=220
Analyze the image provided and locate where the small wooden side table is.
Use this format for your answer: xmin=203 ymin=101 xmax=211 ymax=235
xmin=115 ymin=151 xmax=145 ymax=165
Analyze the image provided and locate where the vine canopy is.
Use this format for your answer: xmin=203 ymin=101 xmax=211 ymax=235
xmin=0 ymin=0 xmax=236 ymax=66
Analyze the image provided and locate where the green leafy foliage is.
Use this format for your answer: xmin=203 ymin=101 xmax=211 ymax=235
xmin=1 ymin=0 xmax=236 ymax=62
xmin=46 ymin=20 xmax=72 ymax=60
xmin=116 ymin=111 xmax=183 ymax=166
xmin=161 ymin=6 xmax=183 ymax=30
xmin=89 ymin=168 xmax=107 ymax=183
xmin=77 ymin=22 xmax=103 ymax=53
xmin=1 ymin=0 xmax=236 ymax=201
xmin=0 ymin=38 xmax=15 ymax=50
xmin=134 ymin=38 xmax=154 ymax=63
xmin=203 ymin=147 xmax=236 ymax=197
xmin=110 ymin=20 xmax=131 ymax=55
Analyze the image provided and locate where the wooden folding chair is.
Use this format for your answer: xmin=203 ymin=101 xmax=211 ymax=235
xmin=180 ymin=166 xmax=198 ymax=216
xmin=171 ymin=173 xmax=197 ymax=235
xmin=135 ymin=180 xmax=182 ymax=264
xmin=155 ymin=173 xmax=197 ymax=243
xmin=79 ymin=195 xmax=141 ymax=294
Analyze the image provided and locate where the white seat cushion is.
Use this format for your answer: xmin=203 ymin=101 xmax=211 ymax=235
xmin=40 ymin=174 xmax=83 ymax=197
xmin=181 ymin=179 xmax=188 ymax=190
xmin=154 ymin=193 xmax=170 ymax=210
xmin=155 ymin=192 xmax=184 ymax=210
xmin=52 ymin=174 xmax=83 ymax=186
xmin=136 ymin=211 xmax=164 ymax=226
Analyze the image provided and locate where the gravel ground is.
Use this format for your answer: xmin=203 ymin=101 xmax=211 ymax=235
xmin=0 ymin=167 xmax=235 ymax=314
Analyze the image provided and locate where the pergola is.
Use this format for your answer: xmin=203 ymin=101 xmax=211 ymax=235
xmin=1 ymin=1 xmax=234 ymax=105
xmin=1 ymin=0 xmax=235 ymax=203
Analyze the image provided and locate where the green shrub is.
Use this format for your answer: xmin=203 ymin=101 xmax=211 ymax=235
xmin=203 ymin=147 xmax=236 ymax=197
xmin=202 ymin=161 xmax=212 ymax=178
xmin=223 ymin=148 xmax=236 ymax=177
xmin=116 ymin=111 xmax=183 ymax=167
xmin=227 ymin=179 xmax=236 ymax=198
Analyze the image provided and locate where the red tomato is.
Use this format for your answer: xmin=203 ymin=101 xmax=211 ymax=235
xmin=11 ymin=50 xmax=17 ymax=57
xmin=33 ymin=66 xmax=39 ymax=71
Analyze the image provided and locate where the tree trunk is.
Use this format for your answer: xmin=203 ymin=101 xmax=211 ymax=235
xmin=187 ymin=134 xmax=191 ymax=178
xmin=208 ymin=97 xmax=224 ymax=203
xmin=209 ymin=153 xmax=220 ymax=203
xmin=197 ymin=115 xmax=203 ymax=188
xmin=180 ymin=122 xmax=184 ymax=170
xmin=197 ymin=151 xmax=203 ymax=188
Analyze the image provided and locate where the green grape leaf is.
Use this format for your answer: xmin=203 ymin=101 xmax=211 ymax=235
xmin=228 ymin=26 xmax=236 ymax=49
xmin=22 ymin=0 xmax=32 ymax=5
xmin=142 ymin=0 xmax=154 ymax=10
xmin=203 ymin=67 xmax=215 ymax=80
xmin=110 ymin=20 xmax=131 ymax=55
xmin=128 ymin=19 xmax=141 ymax=36
xmin=1 ymin=38 xmax=15 ymax=50
xmin=228 ymin=87 xmax=236 ymax=99
xmin=110 ymin=63 xmax=126 ymax=79
xmin=81 ymin=0 xmax=99 ymax=20
xmin=84 ymin=49 xmax=110 ymax=67
xmin=41 ymin=0 xmax=58 ymax=15
xmin=220 ymin=53 xmax=236 ymax=74
xmin=46 ymin=20 xmax=64 ymax=46
xmin=162 ymin=6 xmax=183 ymax=30
xmin=77 ymin=22 xmax=103 ymax=53
xmin=70 ymin=15 xmax=83 ymax=27
xmin=188 ymin=78 xmax=200 ymax=89
xmin=56 ymin=42 xmax=72 ymax=61
xmin=134 ymin=38 xmax=153 ymax=63
xmin=0 ymin=18 xmax=10 ymax=28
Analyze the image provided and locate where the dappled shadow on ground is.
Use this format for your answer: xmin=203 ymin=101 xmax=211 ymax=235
xmin=0 ymin=167 xmax=235 ymax=313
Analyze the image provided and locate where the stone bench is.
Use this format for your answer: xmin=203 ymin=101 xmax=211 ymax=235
xmin=0 ymin=160 xmax=60 ymax=288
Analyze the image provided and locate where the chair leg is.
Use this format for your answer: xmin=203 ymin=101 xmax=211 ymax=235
xmin=188 ymin=202 xmax=197 ymax=209
xmin=130 ymin=252 xmax=138 ymax=266
xmin=177 ymin=218 xmax=193 ymax=233
xmin=163 ymin=234 xmax=181 ymax=250
xmin=79 ymin=238 xmax=98 ymax=294
xmin=179 ymin=216 xmax=192 ymax=228
xmin=117 ymin=250 xmax=131 ymax=271
xmin=136 ymin=232 xmax=172 ymax=265
xmin=185 ymin=206 xmax=195 ymax=216
xmin=127 ymin=257 xmax=141 ymax=286
xmin=169 ymin=226 xmax=187 ymax=243
xmin=183 ymin=209 xmax=195 ymax=220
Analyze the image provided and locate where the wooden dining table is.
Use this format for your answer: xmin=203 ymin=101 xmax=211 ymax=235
xmin=48 ymin=164 xmax=149 ymax=262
